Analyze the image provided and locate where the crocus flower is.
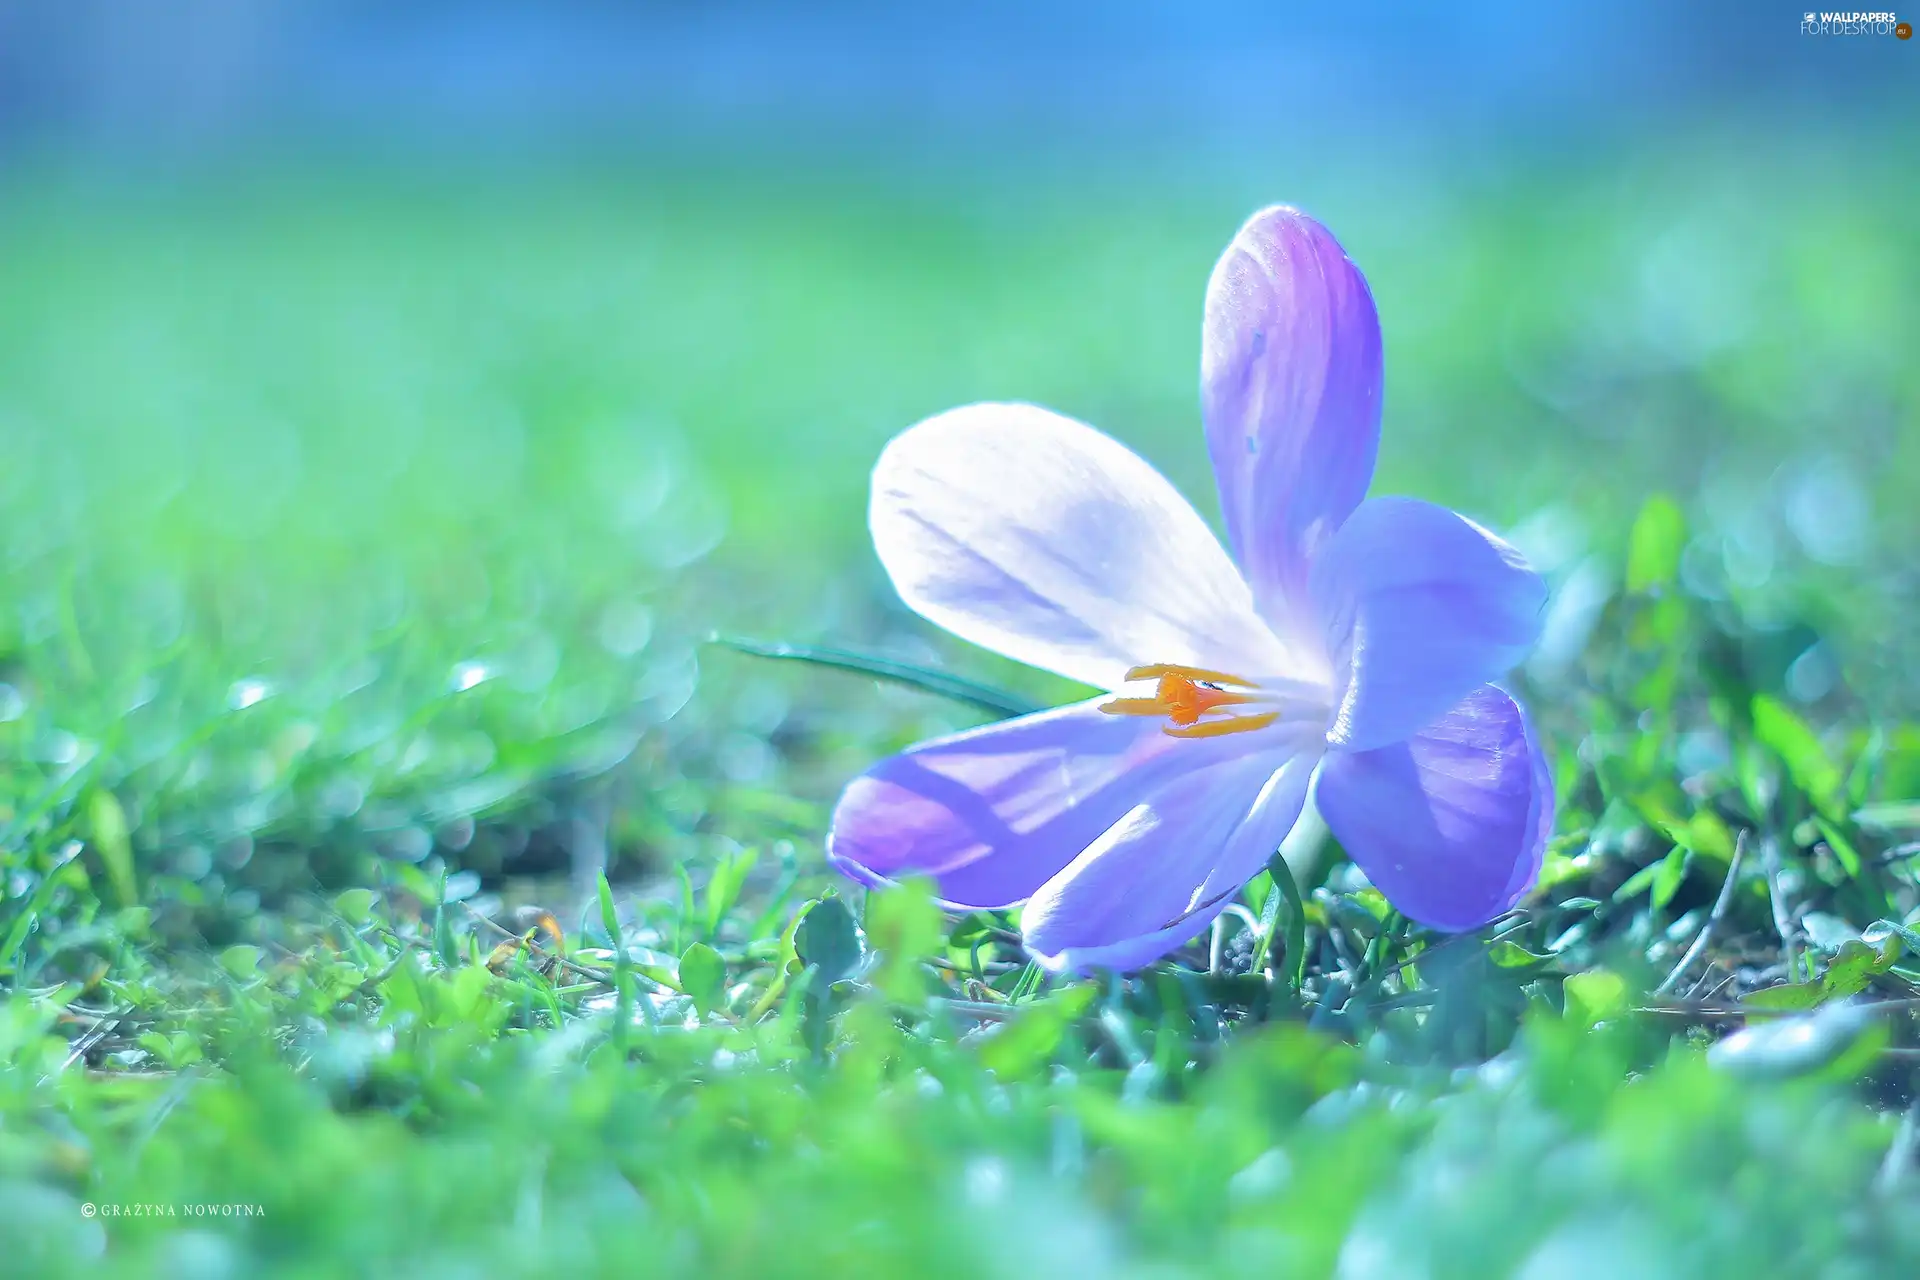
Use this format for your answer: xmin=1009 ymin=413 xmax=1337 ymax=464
xmin=828 ymin=206 xmax=1553 ymax=974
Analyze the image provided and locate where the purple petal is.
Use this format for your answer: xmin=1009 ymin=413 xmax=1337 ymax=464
xmin=1311 ymin=496 xmax=1547 ymax=753
xmin=1314 ymin=684 xmax=1552 ymax=932
xmin=827 ymin=699 xmax=1253 ymax=910
xmin=1023 ymin=903 xmax=1233 ymax=975
xmin=1021 ymin=747 xmax=1317 ymax=973
xmin=1201 ymin=207 xmax=1383 ymax=643
xmin=871 ymin=403 xmax=1292 ymax=691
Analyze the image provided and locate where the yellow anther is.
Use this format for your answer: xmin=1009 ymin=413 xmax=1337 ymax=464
xmin=1161 ymin=710 xmax=1281 ymax=739
xmin=1098 ymin=697 xmax=1171 ymax=717
xmin=1123 ymin=664 xmax=1258 ymax=687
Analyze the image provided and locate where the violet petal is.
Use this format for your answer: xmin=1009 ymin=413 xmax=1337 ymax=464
xmin=1022 ymin=746 xmax=1316 ymax=973
xmin=1311 ymin=495 xmax=1547 ymax=753
xmin=827 ymin=699 xmax=1254 ymax=910
xmin=1200 ymin=206 xmax=1382 ymax=646
xmin=1314 ymin=684 xmax=1552 ymax=932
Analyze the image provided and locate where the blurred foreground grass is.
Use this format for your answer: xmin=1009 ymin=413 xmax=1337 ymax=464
xmin=2 ymin=137 xmax=1920 ymax=1274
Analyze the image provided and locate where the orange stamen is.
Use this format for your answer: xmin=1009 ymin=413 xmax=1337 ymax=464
xmin=1097 ymin=663 xmax=1280 ymax=739
xmin=1155 ymin=675 xmax=1256 ymax=726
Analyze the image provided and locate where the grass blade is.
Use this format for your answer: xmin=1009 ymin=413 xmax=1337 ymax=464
xmin=1248 ymin=849 xmax=1308 ymax=1004
xmin=711 ymin=635 xmax=1044 ymax=718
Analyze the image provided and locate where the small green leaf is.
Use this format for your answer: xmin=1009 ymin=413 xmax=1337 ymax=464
xmin=1822 ymin=937 xmax=1899 ymax=1000
xmin=1663 ymin=810 xmax=1735 ymax=864
xmin=1742 ymin=981 xmax=1825 ymax=1013
xmin=978 ymin=984 xmax=1096 ymax=1079
xmin=1813 ymin=817 xmax=1862 ymax=879
xmin=1350 ymin=887 xmax=1391 ymax=921
xmin=1541 ymin=838 xmax=1594 ymax=875
xmin=387 ymin=862 xmax=438 ymax=906
xmin=1650 ymin=846 xmax=1689 ymax=911
xmin=1752 ymin=695 xmax=1844 ymax=818
xmin=793 ymin=895 xmax=864 ymax=986
xmin=1328 ymin=894 xmax=1384 ymax=938
xmin=1625 ymin=494 xmax=1686 ymax=592
xmin=597 ymin=872 xmax=621 ymax=947
xmin=334 ymin=888 xmax=378 ymax=927
xmin=1488 ymin=940 xmax=1555 ymax=971
xmin=137 ymin=1031 xmax=201 ymax=1071
xmin=1613 ymin=857 xmax=1667 ymax=903
xmin=677 ymin=942 xmax=727 ymax=1018
xmin=1563 ymin=969 xmax=1629 ymax=1026
xmin=1863 ymin=919 xmax=1920 ymax=953
xmin=865 ymin=879 xmax=943 ymax=1003
xmin=88 ymin=789 xmax=138 ymax=908
xmin=947 ymin=912 xmax=1001 ymax=950
xmin=219 ymin=945 xmax=264 ymax=981
xmin=703 ymin=844 xmax=761 ymax=937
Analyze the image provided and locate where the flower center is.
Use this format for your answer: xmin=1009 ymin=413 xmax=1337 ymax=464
xmin=1097 ymin=663 xmax=1283 ymax=739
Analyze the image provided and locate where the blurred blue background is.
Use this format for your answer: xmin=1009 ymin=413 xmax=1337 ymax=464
xmin=4 ymin=2 xmax=1913 ymax=157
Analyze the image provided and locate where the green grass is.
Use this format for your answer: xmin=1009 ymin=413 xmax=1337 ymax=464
xmin=3 ymin=135 xmax=1920 ymax=1274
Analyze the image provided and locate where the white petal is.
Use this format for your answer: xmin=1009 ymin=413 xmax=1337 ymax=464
xmin=871 ymin=404 xmax=1294 ymax=690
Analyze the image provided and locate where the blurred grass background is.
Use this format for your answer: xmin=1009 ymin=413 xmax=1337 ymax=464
xmin=3 ymin=2 xmax=1920 ymax=1273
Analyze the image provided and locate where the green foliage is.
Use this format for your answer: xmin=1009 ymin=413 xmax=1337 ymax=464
xmin=792 ymin=895 xmax=864 ymax=986
xmin=1625 ymin=494 xmax=1687 ymax=593
xmin=863 ymin=880 xmax=943 ymax=1004
xmin=977 ymin=984 xmax=1098 ymax=1079
xmin=1562 ymin=969 xmax=1630 ymax=1027
xmin=1754 ymin=695 xmax=1847 ymax=819
xmin=84 ymin=791 xmax=138 ymax=909
xmin=677 ymin=942 xmax=727 ymax=1017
